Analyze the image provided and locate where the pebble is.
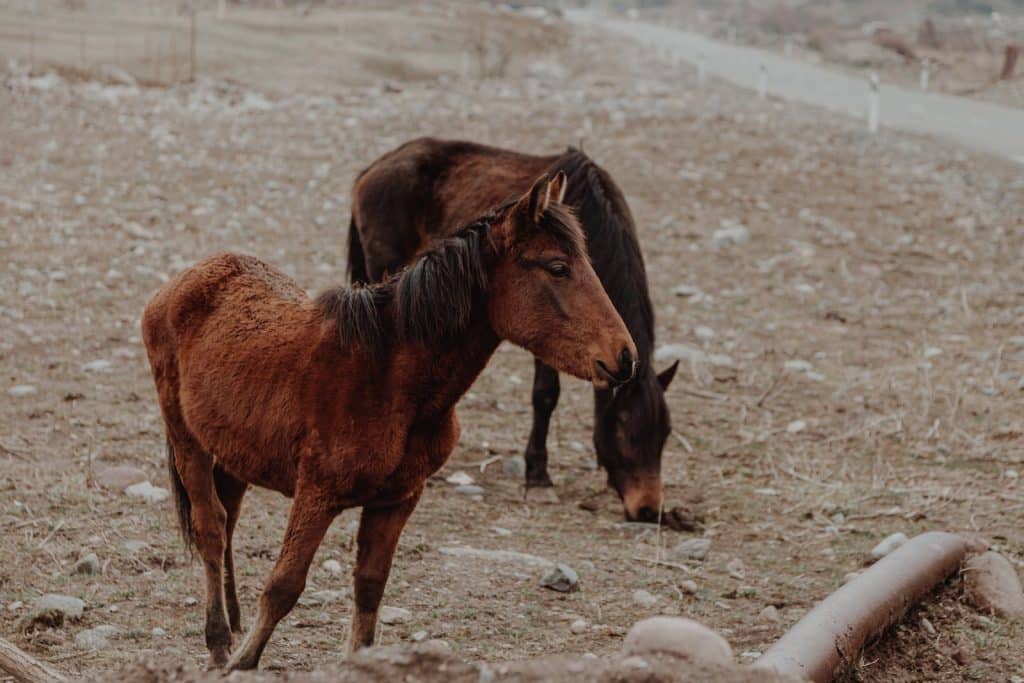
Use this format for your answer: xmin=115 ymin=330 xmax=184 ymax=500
xmin=672 ymin=538 xmax=711 ymax=561
xmin=73 ymin=553 xmax=100 ymax=576
xmin=183 ymin=597 xmax=198 ymax=607
xmin=921 ymin=617 xmax=936 ymax=635
xmin=502 ymin=456 xmax=526 ymax=478
xmin=445 ymin=471 xmax=474 ymax=486
xmin=81 ymin=359 xmax=111 ymax=373
xmin=726 ymin=558 xmax=746 ymax=578
xmin=321 ymin=559 xmax=342 ymax=575
xmin=869 ymin=532 xmax=909 ymax=561
xmin=786 ymin=419 xmax=807 ymax=434
xmin=963 ymin=551 xmax=1024 ymax=618
xmin=712 ymin=222 xmax=750 ymax=247
xmin=758 ymin=605 xmax=781 ymax=624
xmin=379 ymin=606 xmax=412 ymax=625
xmin=124 ymin=481 xmax=170 ymax=503
xmin=75 ymin=624 xmax=118 ymax=650
xmin=454 ymin=484 xmax=485 ymax=497
xmin=623 ymin=617 xmax=733 ymax=667
xmin=152 ymin=627 xmax=167 ymax=638
xmin=540 ymin=563 xmax=579 ymax=593
xmin=570 ymin=618 xmax=589 ymax=634
xmin=679 ymin=580 xmax=698 ymax=595
xmin=95 ymin=465 xmax=148 ymax=491
xmin=123 ymin=539 xmax=149 ymax=553
xmin=632 ymin=589 xmax=658 ymax=608
xmin=694 ymin=325 xmax=715 ymax=340
xmin=8 ymin=384 xmax=37 ymax=397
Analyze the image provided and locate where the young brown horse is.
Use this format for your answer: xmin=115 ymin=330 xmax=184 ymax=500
xmin=348 ymin=138 xmax=678 ymax=522
xmin=142 ymin=173 xmax=636 ymax=671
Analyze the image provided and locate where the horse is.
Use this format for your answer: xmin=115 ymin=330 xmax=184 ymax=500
xmin=347 ymin=138 xmax=678 ymax=522
xmin=141 ymin=172 xmax=637 ymax=671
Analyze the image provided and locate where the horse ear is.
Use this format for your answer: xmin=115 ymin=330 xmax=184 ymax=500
xmin=548 ymin=170 xmax=567 ymax=204
xmin=657 ymin=360 xmax=680 ymax=390
xmin=521 ymin=172 xmax=556 ymax=224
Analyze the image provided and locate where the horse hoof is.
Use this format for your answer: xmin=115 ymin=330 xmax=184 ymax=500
xmin=207 ymin=649 xmax=230 ymax=671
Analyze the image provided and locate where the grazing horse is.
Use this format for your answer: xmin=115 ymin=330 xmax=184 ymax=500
xmin=142 ymin=172 xmax=636 ymax=671
xmin=348 ymin=138 xmax=678 ymax=522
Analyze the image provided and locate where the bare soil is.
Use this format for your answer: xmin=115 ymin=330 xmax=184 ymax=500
xmin=1 ymin=3 xmax=1023 ymax=682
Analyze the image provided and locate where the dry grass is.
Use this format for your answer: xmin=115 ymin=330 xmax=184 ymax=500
xmin=1 ymin=3 xmax=1023 ymax=681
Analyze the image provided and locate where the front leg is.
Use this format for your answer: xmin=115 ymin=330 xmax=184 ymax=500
xmin=524 ymin=359 xmax=560 ymax=487
xmin=346 ymin=487 xmax=424 ymax=654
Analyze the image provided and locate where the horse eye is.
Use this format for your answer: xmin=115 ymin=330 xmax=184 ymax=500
xmin=546 ymin=262 xmax=570 ymax=278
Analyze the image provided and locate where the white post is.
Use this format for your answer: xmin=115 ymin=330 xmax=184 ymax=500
xmin=697 ymin=53 xmax=706 ymax=85
xmin=757 ymin=63 xmax=767 ymax=98
xmin=919 ymin=58 xmax=930 ymax=91
xmin=868 ymin=72 xmax=880 ymax=134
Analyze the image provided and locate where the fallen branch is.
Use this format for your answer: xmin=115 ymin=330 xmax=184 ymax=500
xmin=0 ymin=636 xmax=68 ymax=683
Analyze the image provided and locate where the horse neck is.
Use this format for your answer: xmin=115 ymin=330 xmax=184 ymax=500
xmin=556 ymin=155 xmax=656 ymax=363
xmin=395 ymin=310 xmax=501 ymax=421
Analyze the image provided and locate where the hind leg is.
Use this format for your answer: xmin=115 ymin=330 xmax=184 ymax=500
xmin=215 ymin=466 xmax=248 ymax=635
xmin=172 ymin=435 xmax=232 ymax=668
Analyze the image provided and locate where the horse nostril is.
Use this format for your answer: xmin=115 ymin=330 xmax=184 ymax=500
xmin=634 ymin=506 xmax=659 ymax=523
xmin=618 ymin=347 xmax=635 ymax=378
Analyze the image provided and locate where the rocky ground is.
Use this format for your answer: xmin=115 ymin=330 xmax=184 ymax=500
xmin=2 ymin=3 xmax=1024 ymax=682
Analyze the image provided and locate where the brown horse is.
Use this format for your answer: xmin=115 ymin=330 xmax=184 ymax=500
xmin=348 ymin=138 xmax=678 ymax=522
xmin=142 ymin=173 xmax=636 ymax=671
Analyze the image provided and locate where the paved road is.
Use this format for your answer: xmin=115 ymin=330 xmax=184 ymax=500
xmin=570 ymin=12 xmax=1024 ymax=164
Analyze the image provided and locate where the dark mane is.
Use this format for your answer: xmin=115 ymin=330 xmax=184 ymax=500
xmin=531 ymin=200 xmax=586 ymax=260
xmin=550 ymin=150 xmax=655 ymax=361
xmin=316 ymin=209 xmax=503 ymax=352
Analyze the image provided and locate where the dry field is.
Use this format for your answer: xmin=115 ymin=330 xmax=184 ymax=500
xmin=2 ymin=3 xmax=1024 ymax=682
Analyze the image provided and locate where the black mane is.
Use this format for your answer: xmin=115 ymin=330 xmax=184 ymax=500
xmin=551 ymin=149 xmax=655 ymax=361
xmin=318 ymin=198 xmax=581 ymax=353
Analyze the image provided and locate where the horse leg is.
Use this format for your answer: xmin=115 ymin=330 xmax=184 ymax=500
xmin=214 ymin=466 xmax=248 ymax=635
xmin=172 ymin=436 xmax=232 ymax=668
xmin=346 ymin=488 xmax=423 ymax=654
xmin=524 ymin=359 xmax=560 ymax=488
xmin=225 ymin=489 xmax=335 ymax=672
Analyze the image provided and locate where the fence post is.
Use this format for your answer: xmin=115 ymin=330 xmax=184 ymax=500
xmin=189 ymin=11 xmax=197 ymax=83
xmin=867 ymin=72 xmax=880 ymax=134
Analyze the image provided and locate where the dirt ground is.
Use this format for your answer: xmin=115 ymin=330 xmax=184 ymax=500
xmin=2 ymin=2 xmax=1024 ymax=682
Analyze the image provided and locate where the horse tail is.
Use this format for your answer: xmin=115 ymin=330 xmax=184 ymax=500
xmin=166 ymin=437 xmax=193 ymax=553
xmin=347 ymin=215 xmax=369 ymax=284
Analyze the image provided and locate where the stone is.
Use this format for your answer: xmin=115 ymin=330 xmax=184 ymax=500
xmin=963 ymin=552 xmax=1024 ymax=618
xmin=411 ymin=630 xmax=428 ymax=642
xmin=502 ymin=456 xmax=526 ymax=478
xmin=869 ymin=532 xmax=908 ymax=561
xmin=632 ymin=589 xmax=658 ymax=608
xmin=379 ymin=606 xmax=412 ymax=625
xmin=727 ymin=558 xmax=746 ymax=578
xmin=73 ymin=553 xmax=100 ymax=575
xmin=95 ymin=465 xmax=148 ymax=491
xmin=680 ymin=580 xmax=698 ymax=595
xmin=8 ymin=385 xmax=37 ymax=397
xmin=540 ymin=563 xmax=579 ymax=593
xmin=81 ymin=359 xmax=111 ymax=373
xmin=321 ymin=559 xmax=342 ymax=575
xmin=454 ymin=484 xmax=485 ymax=497
xmin=758 ymin=605 xmax=781 ymax=624
xmin=672 ymin=538 xmax=711 ymax=561
xmin=623 ymin=617 xmax=733 ymax=667
xmin=570 ymin=619 xmax=589 ymax=634
xmin=654 ymin=343 xmax=705 ymax=364
xmin=125 ymin=481 xmax=170 ymax=503
xmin=712 ymin=222 xmax=749 ymax=247
xmin=786 ymin=419 xmax=807 ymax=434
xmin=32 ymin=594 xmax=85 ymax=620
xmin=152 ymin=627 xmax=167 ymax=638
xmin=445 ymin=471 xmax=474 ymax=486
xmin=75 ymin=624 xmax=119 ymax=650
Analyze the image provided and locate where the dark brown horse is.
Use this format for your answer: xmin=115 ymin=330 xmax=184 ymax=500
xmin=142 ymin=173 xmax=635 ymax=671
xmin=348 ymin=138 xmax=678 ymax=522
